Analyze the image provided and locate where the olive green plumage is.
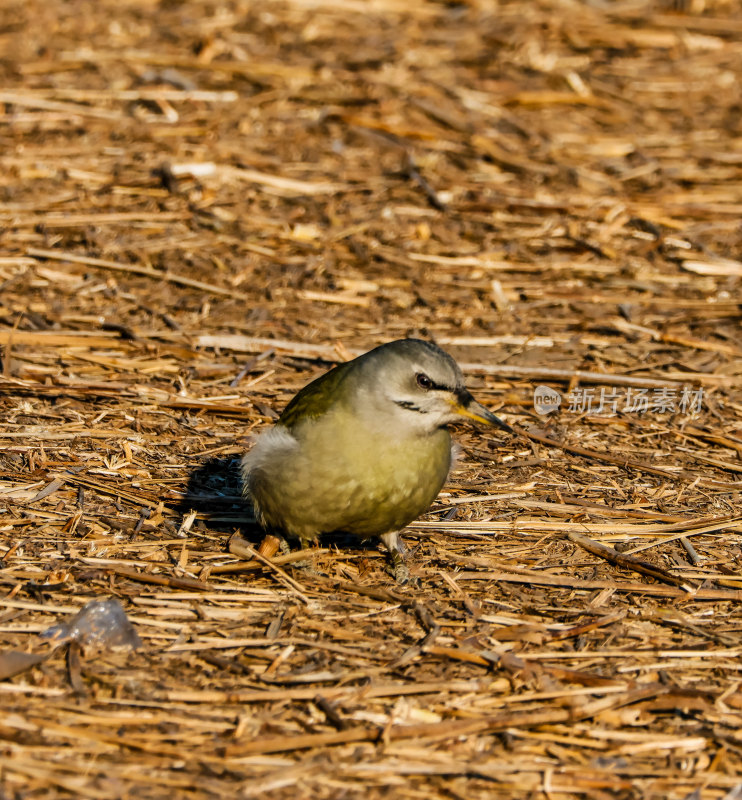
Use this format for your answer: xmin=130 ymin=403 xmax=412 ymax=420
xmin=241 ymin=339 xmax=509 ymax=576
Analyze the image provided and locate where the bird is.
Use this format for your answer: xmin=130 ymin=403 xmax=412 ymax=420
xmin=241 ymin=338 xmax=511 ymax=582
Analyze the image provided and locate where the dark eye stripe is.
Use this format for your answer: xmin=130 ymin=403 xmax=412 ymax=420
xmin=416 ymin=372 xmax=454 ymax=393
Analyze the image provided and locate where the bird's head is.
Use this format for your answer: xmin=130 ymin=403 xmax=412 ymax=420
xmin=353 ymin=339 xmax=512 ymax=437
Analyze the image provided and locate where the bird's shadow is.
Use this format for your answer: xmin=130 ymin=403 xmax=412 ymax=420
xmin=174 ymin=456 xmax=262 ymax=541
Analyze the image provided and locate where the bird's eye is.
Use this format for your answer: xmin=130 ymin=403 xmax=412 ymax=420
xmin=416 ymin=373 xmax=433 ymax=390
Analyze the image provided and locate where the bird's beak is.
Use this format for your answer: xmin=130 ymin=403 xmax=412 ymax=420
xmin=452 ymin=391 xmax=513 ymax=433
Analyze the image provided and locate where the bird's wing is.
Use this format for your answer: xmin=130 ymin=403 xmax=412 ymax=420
xmin=279 ymin=358 xmax=355 ymax=429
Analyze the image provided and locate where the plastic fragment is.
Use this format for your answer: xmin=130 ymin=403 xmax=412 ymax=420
xmin=40 ymin=596 xmax=142 ymax=650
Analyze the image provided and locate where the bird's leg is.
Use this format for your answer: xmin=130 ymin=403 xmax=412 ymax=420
xmin=261 ymin=532 xmax=318 ymax=572
xmin=380 ymin=531 xmax=410 ymax=584
xmin=289 ymin=533 xmax=320 ymax=574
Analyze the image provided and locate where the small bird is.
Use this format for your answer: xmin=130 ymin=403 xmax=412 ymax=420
xmin=241 ymin=339 xmax=510 ymax=581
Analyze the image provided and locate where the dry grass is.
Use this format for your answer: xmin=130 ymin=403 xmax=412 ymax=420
xmin=1 ymin=0 xmax=742 ymax=797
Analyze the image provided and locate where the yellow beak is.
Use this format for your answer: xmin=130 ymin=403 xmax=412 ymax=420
xmin=452 ymin=393 xmax=512 ymax=433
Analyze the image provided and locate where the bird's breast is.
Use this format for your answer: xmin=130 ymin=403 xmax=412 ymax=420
xmin=245 ymin=414 xmax=452 ymax=540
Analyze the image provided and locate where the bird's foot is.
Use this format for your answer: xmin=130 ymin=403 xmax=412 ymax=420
xmin=387 ymin=551 xmax=411 ymax=585
xmin=289 ymin=536 xmax=321 ymax=575
xmin=380 ymin=531 xmax=418 ymax=585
